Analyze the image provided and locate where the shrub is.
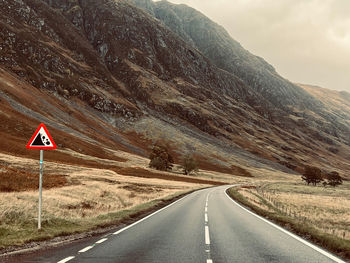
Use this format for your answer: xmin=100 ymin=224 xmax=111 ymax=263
xmin=149 ymin=141 xmax=174 ymax=171
xmin=326 ymin=171 xmax=343 ymax=187
xmin=301 ymin=166 xmax=323 ymax=186
xmin=182 ymin=154 xmax=198 ymax=175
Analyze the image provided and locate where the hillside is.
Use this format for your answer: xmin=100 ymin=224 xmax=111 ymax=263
xmin=0 ymin=0 xmax=350 ymax=178
xmin=131 ymin=0 xmax=318 ymax=106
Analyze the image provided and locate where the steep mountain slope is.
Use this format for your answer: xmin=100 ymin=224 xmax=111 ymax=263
xmin=300 ymin=84 xmax=350 ymax=119
xmin=1 ymin=0 xmax=350 ymax=177
xmin=130 ymin=0 xmax=318 ymax=106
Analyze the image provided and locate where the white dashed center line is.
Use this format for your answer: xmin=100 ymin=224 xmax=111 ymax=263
xmin=78 ymin=245 xmax=94 ymax=253
xmin=205 ymin=192 xmax=214 ymax=263
xmin=205 ymin=225 xmax=211 ymax=245
xmin=96 ymin=238 xmax=108 ymax=244
xmin=57 ymin=256 xmax=75 ymax=263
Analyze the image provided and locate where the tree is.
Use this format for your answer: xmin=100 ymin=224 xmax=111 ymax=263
xmin=326 ymin=171 xmax=343 ymax=187
xmin=301 ymin=166 xmax=323 ymax=186
xmin=182 ymin=154 xmax=198 ymax=175
xmin=149 ymin=141 xmax=174 ymax=171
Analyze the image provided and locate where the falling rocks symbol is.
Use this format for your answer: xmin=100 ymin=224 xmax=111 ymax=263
xmin=32 ymin=132 xmax=45 ymax=146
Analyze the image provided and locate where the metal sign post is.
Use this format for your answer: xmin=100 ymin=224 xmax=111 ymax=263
xmin=26 ymin=123 xmax=57 ymax=230
xmin=38 ymin=150 xmax=44 ymax=230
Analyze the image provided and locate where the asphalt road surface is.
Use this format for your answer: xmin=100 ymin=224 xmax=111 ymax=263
xmin=2 ymin=186 xmax=347 ymax=263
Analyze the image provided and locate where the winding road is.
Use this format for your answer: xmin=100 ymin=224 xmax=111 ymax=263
xmin=3 ymin=186 xmax=347 ymax=263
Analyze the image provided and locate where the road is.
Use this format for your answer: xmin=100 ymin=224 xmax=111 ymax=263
xmin=2 ymin=186 xmax=346 ymax=263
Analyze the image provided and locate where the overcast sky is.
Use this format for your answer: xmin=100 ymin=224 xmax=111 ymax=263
xmin=163 ymin=0 xmax=350 ymax=92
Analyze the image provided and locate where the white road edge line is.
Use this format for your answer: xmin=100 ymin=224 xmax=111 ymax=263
xmin=224 ymin=187 xmax=347 ymax=263
xmin=78 ymin=245 xmax=94 ymax=253
xmin=57 ymin=256 xmax=75 ymax=263
xmin=96 ymin=238 xmax=108 ymax=244
xmin=113 ymin=191 xmax=192 ymax=235
xmin=205 ymin=226 xmax=210 ymax=245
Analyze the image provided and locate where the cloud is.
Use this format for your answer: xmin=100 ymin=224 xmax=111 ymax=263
xmin=161 ymin=0 xmax=350 ymax=92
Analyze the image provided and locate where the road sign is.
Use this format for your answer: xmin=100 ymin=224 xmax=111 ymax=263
xmin=27 ymin=123 xmax=56 ymax=229
xmin=26 ymin=123 xmax=56 ymax=149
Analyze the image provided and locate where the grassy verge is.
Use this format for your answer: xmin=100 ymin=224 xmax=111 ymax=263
xmin=227 ymin=186 xmax=350 ymax=261
xmin=0 ymin=189 xmax=194 ymax=253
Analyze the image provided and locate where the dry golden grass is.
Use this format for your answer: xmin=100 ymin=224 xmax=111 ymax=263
xmin=237 ymin=181 xmax=350 ymax=241
xmin=0 ymin=180 xmax=189 ymax=222
xmin=0 ymin=151 xmax=201 ymax=219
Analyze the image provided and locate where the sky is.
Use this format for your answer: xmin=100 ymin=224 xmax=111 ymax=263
xmin=161 ymin=0 xmax=350 ymax=92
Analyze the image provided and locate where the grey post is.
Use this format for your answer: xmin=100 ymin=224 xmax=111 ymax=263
xmin=38 ymin=150 xmax=44 ymax=230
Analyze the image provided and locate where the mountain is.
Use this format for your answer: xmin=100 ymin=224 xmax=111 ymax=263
xmin=1 ymin=0 xmax=350 ymax=177
xmin=131 ymin=0 xmax=318 ymax=107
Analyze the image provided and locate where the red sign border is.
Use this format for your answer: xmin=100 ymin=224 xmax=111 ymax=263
xmin=26 ymin=123 xmax=57 ymax=150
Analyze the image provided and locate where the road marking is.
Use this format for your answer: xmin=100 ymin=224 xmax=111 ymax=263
xmin=57 ymin=256 xmax=75 ymax=263
xmin=224 ymin=188 xmax=347 ymax=263
xmin=205 ymin=192 xmax=213 ymax=263
xmin=205 ymin=226 xmax=210 ymax=245
xmin=96 ymin=238 xmax=108 ymax=244
xmin=113 ymin=192 xmax=191 ymax=235
xmin=78 ymin=245 xmax=94 ymax=253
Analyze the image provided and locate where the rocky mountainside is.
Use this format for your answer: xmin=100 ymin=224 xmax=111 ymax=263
xmin=1 ymin=0 xmax=350 ymax=176
xmin=299 ymin=84 xmax=350 ymax=134
xmin=131 ymin=0 xmax=318 ymax=107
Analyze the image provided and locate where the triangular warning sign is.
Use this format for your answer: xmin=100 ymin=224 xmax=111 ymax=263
xmin=26 ymin=123 xmax=57 ymax=149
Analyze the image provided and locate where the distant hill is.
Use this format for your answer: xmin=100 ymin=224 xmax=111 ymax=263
xmin=0 ymin=0 xmax=349 ymax=177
